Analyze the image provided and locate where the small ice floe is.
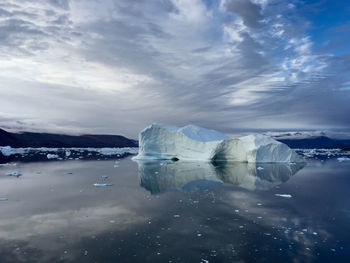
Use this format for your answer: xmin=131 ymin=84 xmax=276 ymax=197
xmin=65 ymin=151 xmax=71 ymax=157
xmin=101 ymin=175 xmax=109 ymax=179
xmin=275 ymin=194 xmax=292 ymax=198
xmin=93 ymin=183 xmax=113 ymax=187
xmin=337 ymin=157 xmax=350 ymax=162
xmin=201 ymin=259 xmax=209 ymax=263
xmin=47 ymin=154 xmax=59 ymax=159
xmin=114 ymin=161 xmax=119 ymax=168
xmin=173 ymin=214 xmax=180 ymax=218
xmin=6 ymin=171 xmax=22 ymax=177
xmin=0 ymin=163 xmax=17 ymax=167
xmin=234 ymin=209 xmax=239 ymax=213
xmin=0 ymin=198 xmax=8 ymax=201
xmin=257 ymin=166 xmax=264 ymax=170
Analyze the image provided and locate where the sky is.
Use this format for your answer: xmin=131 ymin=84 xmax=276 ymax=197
xmin=0 ymin=0 xmax=349 ymax=138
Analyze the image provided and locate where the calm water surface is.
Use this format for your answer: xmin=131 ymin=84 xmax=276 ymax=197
xmin=0 ymin=157 xmax=350 ymax=263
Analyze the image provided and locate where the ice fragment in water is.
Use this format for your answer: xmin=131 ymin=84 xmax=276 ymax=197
xmin=6 ymin=171 xmax=22 ymax=177
xmin=275 ymin=194 xmax=292 ymax=198
xmin=93 ymin=183 xmax=113 ymax=187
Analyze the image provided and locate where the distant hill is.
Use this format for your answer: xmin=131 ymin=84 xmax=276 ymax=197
xmin=276 ymin=136 xmax=350 ymax=149
xmin=0 ymin=128 xmax=138 ymax=148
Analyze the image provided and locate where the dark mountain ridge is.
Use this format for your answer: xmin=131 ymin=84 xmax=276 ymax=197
xmin=276 ymin=136 xmax=350 ymax=149
xmin=0 ymin=128 xmax=138 ymax=148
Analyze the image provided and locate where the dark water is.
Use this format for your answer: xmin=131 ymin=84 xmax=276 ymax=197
xmin=0 ymin=157 xmax=350 ymax=263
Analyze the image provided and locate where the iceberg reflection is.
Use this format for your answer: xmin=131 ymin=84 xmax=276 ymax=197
xmin=136 ymin=160 xmax=305 ymax=194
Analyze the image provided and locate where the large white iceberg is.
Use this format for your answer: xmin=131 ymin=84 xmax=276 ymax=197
xmin=134 ymin=123 xmax=303 ymax=163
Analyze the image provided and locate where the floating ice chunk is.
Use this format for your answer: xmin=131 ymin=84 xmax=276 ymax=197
xmin=0 ymin=146 xmax=26 ymax=156
xmin=134 ymin=124 xmax=303 ymax=163
xmin=0 ymin=197 xmax=8 ymax=201
xmin=6 ymin=171 xmax=22 ymax=177
xmin=65 ymin=151 xmax=71 ymax=157
xmin=275 ymin=194 xmax=292 ymax=198
xmin=97 ymin=147 xmax=138 ymax=156
xmin=337 ymin=157 xmax=350 ymax=162
xmin=101 ymin=176 xmax=109 ymax=179
xmin=47 ymin=154 xmax=59 ymax=159
xmin=93 ymin=183 xmax=113 ymax=187
xmin=257 ymin=166 xmax=264 ymax=170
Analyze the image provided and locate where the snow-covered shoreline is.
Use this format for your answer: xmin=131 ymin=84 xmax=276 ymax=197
xmin=0 ymin=146 xmax=138 ymax=157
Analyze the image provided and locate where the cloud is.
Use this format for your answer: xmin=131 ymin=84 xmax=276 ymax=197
xmin=222 ymin=0 xmax=263 ymax=28
xmin=0 ymin=0 xmax=349 ymax=137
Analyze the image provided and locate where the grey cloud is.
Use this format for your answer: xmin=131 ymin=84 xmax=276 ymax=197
xmin=191 ymin=46 xmax=212 ymax=53
xmin=224 ymin=0 xmax=263 ymax=28
xmin=48 ymin=0 xmax=69 ymax=10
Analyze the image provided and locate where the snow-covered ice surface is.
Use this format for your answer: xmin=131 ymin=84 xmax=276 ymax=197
xmin=134 ymin=123 xmax=229 ymax=161
xmin=134 ymin=124 xmax=303 ymax=163
xmin=337 ymin=157 xmax=350 ymax=162
xmin=295 ymin=148 xmax=350 ymax=161
xmin=0 ymin=146 xmax=138 ymax=163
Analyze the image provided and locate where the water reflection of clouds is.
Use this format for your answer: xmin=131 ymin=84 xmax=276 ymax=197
xmin=0 ymin=158 xmax=347 ymax=263
xmin=137 ymin=160 xmax=305 ymax=193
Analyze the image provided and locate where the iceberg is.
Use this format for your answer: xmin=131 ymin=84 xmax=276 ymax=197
xmin=134 ymin=124 xmax=303 ymax=163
